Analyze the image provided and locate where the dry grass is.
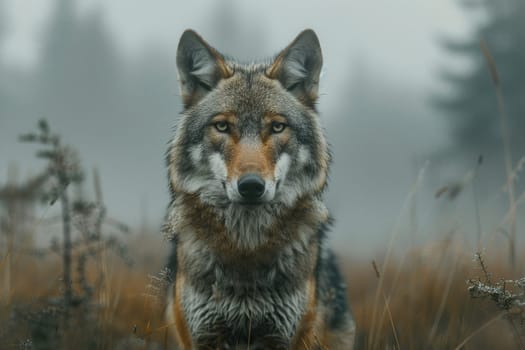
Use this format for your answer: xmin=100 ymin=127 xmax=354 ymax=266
xmin=1 ymin=232 xmax=523 ymax=349
xmin=345 ymin=241 xmax=523 ymax=349
xmin=0 ymin=233 xmax=170 ymax=349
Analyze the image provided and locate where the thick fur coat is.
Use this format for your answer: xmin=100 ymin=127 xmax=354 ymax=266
xmin=164 ymin=29 xmax=356 ymax=349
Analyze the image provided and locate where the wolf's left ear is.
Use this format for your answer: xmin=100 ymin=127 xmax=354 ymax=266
xmin=267 ymin=29 xmax=323 ymax=107
xmin=176 ymin=30 xmax=233 ymax=108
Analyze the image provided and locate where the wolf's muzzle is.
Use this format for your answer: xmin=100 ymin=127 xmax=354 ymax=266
xmin=238 ymin=173 xmax=265 ymax=201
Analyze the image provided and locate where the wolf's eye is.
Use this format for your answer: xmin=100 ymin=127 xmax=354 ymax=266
xmin=214 ymin=121 xmax=229 ymax=133
xmin=271 ymin=122 xmax=287 ymax=134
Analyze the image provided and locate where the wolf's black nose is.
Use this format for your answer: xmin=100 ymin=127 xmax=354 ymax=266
xmin=238 ymin=174 xmax=265 ymax=200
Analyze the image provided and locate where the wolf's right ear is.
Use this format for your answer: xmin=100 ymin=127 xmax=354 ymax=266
xmin=267 ymin=29 xmax=323 ymax=108
xmin=176 ymin=30 xmax=232 ymax=108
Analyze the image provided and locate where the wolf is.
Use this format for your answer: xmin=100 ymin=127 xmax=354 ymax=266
xmin=164 ymin=29 xmax=356 ymax=349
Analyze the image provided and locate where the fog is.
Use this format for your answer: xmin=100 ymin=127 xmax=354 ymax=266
xmin=2 ymin=0 xmax=521 ymax=255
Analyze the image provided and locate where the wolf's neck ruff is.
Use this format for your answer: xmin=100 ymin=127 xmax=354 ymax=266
xmin=166 ymin=192 xmax=329 ymax=252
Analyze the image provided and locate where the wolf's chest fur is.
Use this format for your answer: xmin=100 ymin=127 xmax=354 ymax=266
xmin=178 ymin=233 xmax=316 ymax=344
xmin=168 ymin=195 xmax=323 ymax=346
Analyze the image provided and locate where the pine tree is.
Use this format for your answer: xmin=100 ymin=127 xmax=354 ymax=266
xmin=36 ymin=0 xmax=122 ymax=126
xmin=36 ymin=0 xmax=78 ymax=114
xmin=435 ymin=0 xmax=525 ymax=162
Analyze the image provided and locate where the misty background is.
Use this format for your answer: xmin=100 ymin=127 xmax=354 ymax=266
xmin=1 ymin=0 xmax=523 ymax=256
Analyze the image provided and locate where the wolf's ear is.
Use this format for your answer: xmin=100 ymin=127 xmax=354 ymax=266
xmin=267 ymin=29 xmax=323 ymax=107
xmin=176 ymin=30 xmax=232 ymax=108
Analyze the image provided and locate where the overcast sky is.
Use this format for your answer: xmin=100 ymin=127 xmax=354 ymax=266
xmin=4 ymin=0 xmax=468 ymax=84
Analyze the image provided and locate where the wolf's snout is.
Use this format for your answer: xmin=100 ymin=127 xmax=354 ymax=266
xmin=238 ymin=174 xmax=265 ymax=200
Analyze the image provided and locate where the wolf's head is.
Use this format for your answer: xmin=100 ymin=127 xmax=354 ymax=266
xmin=168 ymin=29 xmax=330 ymax=247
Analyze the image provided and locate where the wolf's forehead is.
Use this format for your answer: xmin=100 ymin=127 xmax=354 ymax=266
xmin=216 ymin=71 xmax=294 ymax=115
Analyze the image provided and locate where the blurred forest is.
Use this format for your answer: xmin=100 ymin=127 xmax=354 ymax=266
xmin=5 ymin=0 xmax=524 ymax=250
xmin=435 ymin=0 xmax=525 ymax=164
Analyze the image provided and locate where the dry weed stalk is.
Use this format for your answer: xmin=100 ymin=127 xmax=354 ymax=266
xmin=371 ymin=260 xmax=400 ymax=349
xmin=0 ymin=119 xmax=133 ymax=348
xmin=467 ymin=252 xmax=525 ymax=348
xmin=368 ymin=163 xmax=427 ymax=349
xmin=480 ymin=39 xmax=518 ymax=269
xmin=20 ymin=119 xmax=83 ymax=319
xmin=455 ymin=40 xmax=525 ymax=348
xmin=0 ymin=166 xmax=49 ymax=304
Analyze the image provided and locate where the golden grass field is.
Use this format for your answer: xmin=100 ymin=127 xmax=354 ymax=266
xmin=1 ymin=230 xmax=523 ymax=349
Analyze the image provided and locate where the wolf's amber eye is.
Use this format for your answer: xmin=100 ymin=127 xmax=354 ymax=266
xmin=271 ymin=121 xmax=287 ymax=134
xmin=214 ymin=121 xmax=229 ymax=133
